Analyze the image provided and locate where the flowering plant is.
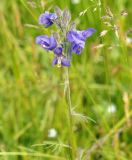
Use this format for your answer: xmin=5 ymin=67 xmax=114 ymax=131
xmin=35 ymin=7 xmax=96 ymax=159
xmin=36 ymin=7 xmax=96 ymax=67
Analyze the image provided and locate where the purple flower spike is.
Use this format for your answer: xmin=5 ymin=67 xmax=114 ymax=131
xmin=53 ymin=47 xmax=70 ymax=67
xmin=36 ymin=35 xmax=57 ymax=50
xmin=67 ymin=28 xmax=96 ymax=54
xmin=39 ymin=12 xmax=57 ymax=28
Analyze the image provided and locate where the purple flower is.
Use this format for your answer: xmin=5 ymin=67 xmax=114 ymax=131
xmin=71 ymin=42 xmax=84 ymax=54
xmin=39 ymin=12 xmax=57 ymax=28
xmin=36 ymin=35 xmax=57 ymax=50
xmin=67 ymin=28 xmax=96 ymax=54
xmin=53 ymin=47 xmax=70 ymax=67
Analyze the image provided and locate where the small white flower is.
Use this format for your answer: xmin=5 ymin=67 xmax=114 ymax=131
xmin=107 ymin=104 xmax=116 ymax=113
xmin=126 ymin=37 xmax=132 ymax=44
xmin=48 ymin=128 xmax=57 ymax=138
xmin=72 ymin=0 xmax=80 ymax=4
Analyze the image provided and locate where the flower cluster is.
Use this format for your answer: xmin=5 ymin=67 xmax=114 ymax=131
xmin=36 ymin=8 xmax=96 ymax=67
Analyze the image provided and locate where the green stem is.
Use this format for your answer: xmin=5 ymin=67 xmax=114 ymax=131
xmin=65 ymin=67 xmax=76 ymax=160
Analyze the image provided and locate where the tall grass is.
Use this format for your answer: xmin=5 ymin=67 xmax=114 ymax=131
xmin=0 ymin=0 xmax=132 ymax=159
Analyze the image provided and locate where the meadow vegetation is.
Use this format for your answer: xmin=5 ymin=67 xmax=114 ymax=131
xmin=0 ymin=0 xmax=132 ymax=159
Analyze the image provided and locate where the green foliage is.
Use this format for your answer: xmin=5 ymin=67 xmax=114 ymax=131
xmin=0 ymin=0 xmax=132 ymax=159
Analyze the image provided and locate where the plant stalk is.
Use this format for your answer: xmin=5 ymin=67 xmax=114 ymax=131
xmin=65 ymin=67 xmax=76 ymax=160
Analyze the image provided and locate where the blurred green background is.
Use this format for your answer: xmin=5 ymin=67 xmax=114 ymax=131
xmin=0 ymin=0 xmax=132 ymax=159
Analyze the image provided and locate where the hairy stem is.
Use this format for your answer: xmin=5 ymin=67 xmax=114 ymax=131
xmin=65 ymin=67 xmax=76 ymax=160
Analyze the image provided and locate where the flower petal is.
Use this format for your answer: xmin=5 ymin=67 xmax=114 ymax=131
xmin=67 ymin=31 xmax=74 ymax=43
xmin=72 ymin=43 xmax=83 ymax=54
xmin=61 ymin=57 xmax=70 ymax=67
xmin=54 ymin=47 xmax=63 ymax=56
xmin=49 ymin=13 xmax=57 ymax=20
xmin=36 ymin=35 xmax=57 ymax=51
xmin=39 ymin=12 xmax=50 ymax=24
xmin=67 ymin=30 xmax=85 ymax=45
xmin=36 ymin=35 xmax=49 ymax=45
xmin=52 ymin=57 xmax=58 ymax=65
xmin=38 ymin=12 xmax=57 ymax=28
xmin=49 ymin=36 xmax=57 ymax=50
xmin=45 ymin=21 xmax=53 ymax=28
xmin=82 ymin=28 xmax=96 ymax=39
